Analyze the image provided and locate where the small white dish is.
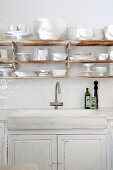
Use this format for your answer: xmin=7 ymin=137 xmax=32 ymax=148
xmin=6 ymin=31 xmax=32 ymax=39
xmin=95 ymin=67 xmax=107 ymax=76
xmin=93 ymin=28 xmax=104 ymax=40
xmin=52 ymin=70 xmax=67 ymax=77
xmin=98 ymin=53 xmax=109 ymax=60
xmin=15 ymin=71 xmax=37 ymax=77
xmin=0 ymin=67 xmax=14 ymax=77
xmin=35 ymin=70 xmax=51 ymax=76
xmin=76 ymin=28 xmax=94 ymax=40
xmin=16 ymin=53 xmax=32 ymax=61
xmin=104 ymin=25 xmax=113 ymax=40
xmin=53 ymin=53 xmax=67 ymax=60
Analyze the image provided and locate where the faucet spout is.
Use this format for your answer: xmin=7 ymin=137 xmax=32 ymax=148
xmin=50 ymin=82 xmax=63 ymax=109
xmin=55 ymin=82 xmax=61 ymax=102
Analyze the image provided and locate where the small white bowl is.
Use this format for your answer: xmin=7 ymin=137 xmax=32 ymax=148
xmin=53 ymin=53 xmax=67 ymax=60
xmin=95 ymin=67 xmax=107 ymax=76
xmin=98 ymin=53 xmax=109 ymax=60
xmin=52 ymin=70 xmax=67 ymax=77
xmin=15 ymin=71 xmax=37 ymax=77
xmin=16 ymin=53 xmax=32 ymax=61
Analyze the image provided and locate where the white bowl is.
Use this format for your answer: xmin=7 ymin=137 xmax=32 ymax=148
xmin=16 ymin=53 xmax=32 ymax=61
xmin=52 ymin=70 xmax=67 ymax=77
xmin=98 ymin=53 xmax=109 ymax=60
xmin=93 ymin=28 xmax=104 ymax=40
xmin=95 ymin=67 xmax=107 ymax=76
xmin=34 ymin=18 xmax=67 ymax=40
xmin=76 ymin=28 xmax=94 ymax=40
xmin=53 ymin=53 xmax=67 ymax=60
xmin=15 ymin=71 xmax=37 ymax=77
xmin=104 ymin=25 xmax=113 ymax=40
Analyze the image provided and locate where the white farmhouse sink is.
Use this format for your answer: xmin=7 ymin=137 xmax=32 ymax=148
xmin=9 ymin=108 xmax=107 ymax=118
xmin=8 ymin=108 xmax=108 ymax=130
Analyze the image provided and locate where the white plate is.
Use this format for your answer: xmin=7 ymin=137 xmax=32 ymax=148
xmin=6 ymin=31 xmax=32 ymax=39
xmin=15 ymin=71 xmax=37 ymax=77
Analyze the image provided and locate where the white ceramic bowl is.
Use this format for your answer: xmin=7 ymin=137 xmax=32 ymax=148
xmin=15 ymin=71 xmax=37 ymax=77
xmin=76 ymin=28 xmax=94 ymax=40
xmin=104 ymin=25 xmax=113 ymax=40
xmin=52 ymin=70 xmax=67 ymax=77
xmin=53 ymin=53 xmax=67 ymax=60
xmin=98 ymin=53 xmax=109 ymax=60
xmin=95 ymin=67 xmax=107 ymax=76
xmin=16 ymin=53 xmax=32 ymax=61
xmin=34 ymin=18 xmax=67 ymax=40
xmin=93 ymin=28 xmax=104 ymax=40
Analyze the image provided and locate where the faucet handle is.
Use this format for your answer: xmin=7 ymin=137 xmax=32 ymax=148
xmin=50 ymin=102 xmax=63 ymax=107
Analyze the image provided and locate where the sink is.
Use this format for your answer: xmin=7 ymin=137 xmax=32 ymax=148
xmin=8 ymin=108 xmax=107 ymax=130
xmin=9 ymin=108 xmax=106 ymax=118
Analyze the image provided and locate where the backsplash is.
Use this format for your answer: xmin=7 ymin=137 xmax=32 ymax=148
xmin=0 ymin=77 xmax=112 ymax=109
xmin=0 ymin=45 xmax=112 ymax=109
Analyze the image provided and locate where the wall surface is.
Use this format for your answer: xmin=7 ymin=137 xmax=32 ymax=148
xmin=0 ymin=0 xmax=113 ymax=109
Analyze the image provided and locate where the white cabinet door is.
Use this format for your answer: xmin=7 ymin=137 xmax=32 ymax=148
xmin=0 ymin=123 xmax=6 ymax=165
xmin=8 ymin=135 xmax=57 ymax=170
xmin=58 ymin=135 xmax=106 ymax=170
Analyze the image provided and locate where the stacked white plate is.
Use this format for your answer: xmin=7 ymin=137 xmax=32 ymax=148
xmin=70 ymin=53 xmax=96 ymax=60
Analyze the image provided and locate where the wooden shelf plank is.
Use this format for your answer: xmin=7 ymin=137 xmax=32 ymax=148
xmin=71 ymin=40 xmax=113 ymax=46
xmin=0 ymin=76 xmax=67 ymax=79
xmin=68 ymin=60 xmax=113 ymax=63
xmin=0 ymin=39 xmax=69 ymax=46
xmin=1 ymin=39 xmax=113 ymax=46
xmin=79 ymin=75 xmax=113 ymax=78
xmin=15 ymin=60 xmax=68 ymax=63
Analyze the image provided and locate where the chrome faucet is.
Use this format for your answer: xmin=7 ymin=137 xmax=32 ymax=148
xmin=50 ymin=82 xmax=63 ymax=109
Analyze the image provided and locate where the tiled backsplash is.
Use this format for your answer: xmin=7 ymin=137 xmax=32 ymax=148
xmin=0 ymin=46 xmax=112 ymax=109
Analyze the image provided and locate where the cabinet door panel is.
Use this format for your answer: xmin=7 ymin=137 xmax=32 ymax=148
xmin=58 ymin=135 xmax=106 ymax=170
xmin=8 ymin=135 xmax=57 ymax=170
xmin=0 ymin=123 xmax=5 ymax=165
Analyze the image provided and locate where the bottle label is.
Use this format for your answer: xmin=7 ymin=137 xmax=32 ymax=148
xmin=86 ymin=96 xmax=90 ymax=107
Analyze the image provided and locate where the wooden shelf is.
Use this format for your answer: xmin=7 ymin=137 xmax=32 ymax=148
xmin=0 ymin=39 xmax=69 ymax=46
xmin=79 ymin=75 xmax=113 ymax=78
xmin=68 ymin=60 xmax=113 ymax=63
xmin=0 ymin=76 xmax=67 ymax=79
xmin=15 ymin=60 xmax=67 ymax=63
xmin=1 ymin=39 xmax=113 ymax=46
xmin=71 ymin=40 xmax=113 ymax=46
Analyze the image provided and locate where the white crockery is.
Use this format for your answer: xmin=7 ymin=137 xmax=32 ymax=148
xmin=95 ymin=67 xmax=107 ymax=76
xmin=15 ymin=71 xmax=37 ymax=77
xmin=93 ymin=28 xmax=104 ymax=40
xmin=76 ymin=28 xmax=94 ymax=40
xmin=98 ymin=53 xmax=109 ymax=60
xmin=34 ymin=18 xmax=67 ymax=40
xmin=16 ymin=53 xmax=32 ymax=61
xmin=52 ymin=70 xmax=67 ymax=77
xmin=104 ymin=25 xmax=113 ymax=40
xmin=53 ymin=53 xmax=67 ymax=60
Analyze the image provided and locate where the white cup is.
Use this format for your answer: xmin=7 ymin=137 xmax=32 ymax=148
xmin=38 ymin=49 xmax=49 ymax=60
xmin=8 ymin=25 xmax=17 ymax=31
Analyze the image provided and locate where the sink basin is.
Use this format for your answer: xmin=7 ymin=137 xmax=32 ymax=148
xmin=8 ymin=108 xmax=107 ymax=130
xmin=9 ymin=108 xmax=106 ymax=118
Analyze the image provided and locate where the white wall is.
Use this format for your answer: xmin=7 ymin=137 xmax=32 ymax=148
xmin=0 ymin=0 xmax=113 ymax=109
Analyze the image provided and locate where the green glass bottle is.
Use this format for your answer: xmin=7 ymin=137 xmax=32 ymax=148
xmin=85 ymin=88 xmax=90 ymax=109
